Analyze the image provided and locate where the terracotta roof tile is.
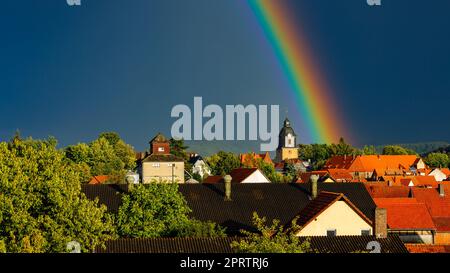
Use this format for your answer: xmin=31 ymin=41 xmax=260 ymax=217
xmin=365 ymin=184 xmax=411 ymax=198
xmin=374 ymin=199 xmax=436 ymax=230
xmin=406 ymin=244 xmax=450 ymax=253
xmin=88 ymin=175 xmax=110 ymax=185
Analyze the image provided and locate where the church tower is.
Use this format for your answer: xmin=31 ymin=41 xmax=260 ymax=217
xmin=275 ymin=118 xmax=299 ymax=162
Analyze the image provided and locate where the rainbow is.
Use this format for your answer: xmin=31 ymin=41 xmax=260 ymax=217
xmin=248 ymin=0 xmax=348 ymax=144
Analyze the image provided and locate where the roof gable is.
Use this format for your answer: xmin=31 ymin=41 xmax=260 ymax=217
xmin=293 ymin=191 xmax=373 ymax=231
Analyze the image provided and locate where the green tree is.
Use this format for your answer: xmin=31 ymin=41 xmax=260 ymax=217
xmin=298 ymin=144 xmax=330 ymax=170
xmin=65 ymin=132 xmax=136 ymax=183
xmin=231 ymin=212 xmax=312 ymax=253
xmin=361 ymin=145 xmax=377 ymax=155
xmin=169 ymin=138 xmax=189 ymax=159
xmin=206 ymin=151 xmax=241 ymax=176
xmin=116 ymin=183 xmax=225 ymax=238
xmin=382 ymin=145 xmax=416 ymax=155
xmin=0 ymin=137 xmax=116 ymax=253
xmin=424 ymin=153 xmax=449 ymax=168
xmin=329 ymin=137 xmax=356 ymax=156
xmin=99 ymin=132 xmax=121 ymax=146
xmin=241 ymin=158 xmax=289 ymax=183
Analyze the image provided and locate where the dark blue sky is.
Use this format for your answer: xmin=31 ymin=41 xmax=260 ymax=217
xmin=1 ymin=0 xmax=449 ymax=151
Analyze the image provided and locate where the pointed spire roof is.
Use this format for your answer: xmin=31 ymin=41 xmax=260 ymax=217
xmin=279 ymin=117 xmax=297 ymax=137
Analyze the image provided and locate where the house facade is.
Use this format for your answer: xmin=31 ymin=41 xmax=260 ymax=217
xmin=294 ymin=192 xmax=374 ymax=237
xmin=138 ymin=133 xmax=185 ymax=183
xmin=189 ymin=153 xmax=211 ymax=178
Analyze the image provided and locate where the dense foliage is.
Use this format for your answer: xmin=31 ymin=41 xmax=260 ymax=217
xmin=424 ymin=153 xmax=449 ymax=168
xmin=231 ymin=212 xmax=312 ymax=253
xmin=206 ymin=151 xmax=241 ymax=176
xmin=0 ymin=136 xmax=116 ymax=253
xmin=116 ymin=183 xmax=225 ymax=238
xmin=65 ymin=132 xmax=136 ymax=183
xmin=382 ymin=145 xmax=417 ymax=155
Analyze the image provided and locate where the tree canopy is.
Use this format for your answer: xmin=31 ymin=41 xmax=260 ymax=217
xmin=382 ymin=145 xmax=416 ymax=155
xmin=231 ymin=212 xmax=312 ymax=253
xmin=0 ymin=137 xmax=116 ymax=253
xmin=206 ymin=151 xmax=241 ymax=176
xmin=116 ymin=183 xmax=225 ymax=238
xmin=65 ymin=132 xmax=136 ymax=183
xmin=424 ymin=152 xmax=449 ymax=168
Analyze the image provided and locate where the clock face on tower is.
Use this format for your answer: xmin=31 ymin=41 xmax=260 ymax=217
xmin=285 ymin=133 xmax=295 ymax=148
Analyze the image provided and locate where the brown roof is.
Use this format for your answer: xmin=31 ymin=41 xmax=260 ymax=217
xmin=229 ymin=168 xmax=260 ymax=183
xmin=81 ymin=184 xmax=127 ymax=213
xmin=95 ymin=235 xmax=407 ymax=253
xmin=149 ymin=133 xmax=168 ymax=144
xmin=82 ymin=183 xmax=377 ymax=236
xmin=203 ymin=175 xmax=224 ymax=183
xmin=141 ymin=154 xmax=184 ymax=162
xmin=203 ymin=168 xmax=266 ymax=183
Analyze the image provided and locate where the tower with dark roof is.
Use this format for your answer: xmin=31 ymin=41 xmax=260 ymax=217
xmin=275 ymin=118 xmax=299 ymax=162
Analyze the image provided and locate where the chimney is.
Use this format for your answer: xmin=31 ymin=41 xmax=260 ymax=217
xmin=374 ymin=208 xmax=388 ymax=239
xmin=439 ymin=183 xmax=445 ymax=197
xmin=224 ymin=175 xmax=232 ymax=201
xmin=310 ymin=175 xmax=319 ymax=199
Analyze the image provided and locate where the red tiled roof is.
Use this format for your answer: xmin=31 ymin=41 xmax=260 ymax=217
xmin=203 ymin=168 xmax=264 ymax=184
xmin=432 ymin=217 xmax=450 ymax=232
xmin=364 ymin=184 xmax=411 ymax=198
xmin=406 ymin=244 xmax=450 ymax=253
xmin=324 ymin=156 xmax=357 ymax=169
xmin=441 ymin=168 xmax=450 ymax=177
xmin=325 ymin=155 xmax=423 ymax=175
xmin=414 ymin=176 xmax=439 ymax=188
xmin=372 ymin=198 xmax=419 ymax=205
xmin=89 ymin=175 xmax=110 ymax=185
xmin=374 ymin=199 xmax=436 ymax=230
xmin=411 ymin=187 xmax=450 ymax=218
xmin=229 ymin=168 xmax=260 ymax=183
xmin=297 ymin=171 xmax=328 ymax=183
xmin=327 ymin=169 xmax=354 ymax=182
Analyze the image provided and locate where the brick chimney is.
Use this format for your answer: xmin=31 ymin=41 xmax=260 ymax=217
xmin=375 ymin=208 xmax=388 ymax=239
xmin=224 ymin=175 xmax=232 ymax=201
xmin=310 ymin=175 xmax=319 ymax=199
xmin=439 ymin=183 xmax=445 ymax=197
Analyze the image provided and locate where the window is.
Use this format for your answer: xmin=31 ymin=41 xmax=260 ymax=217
xmin=158 ymin=147 xmax=165 ymax=152
xmin=361 ymin=230 xmax=371 ymax=236
xmin=327 ymin=229 xmax=336 ymax=237
xmin=152 ymin=163 xmax=160 ymax=168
